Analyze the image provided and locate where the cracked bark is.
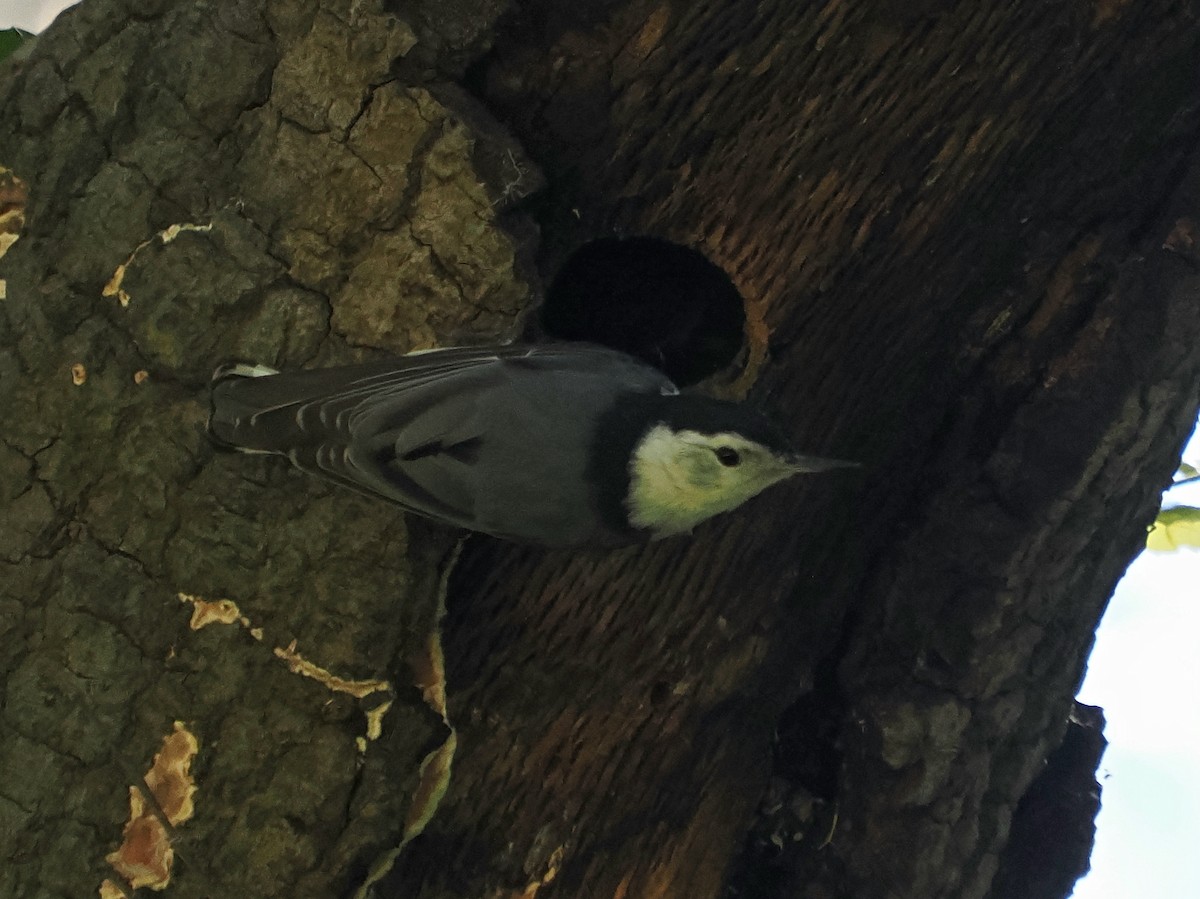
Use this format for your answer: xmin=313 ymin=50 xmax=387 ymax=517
xmin=2 ymin=2 xmax=1198 ymax=899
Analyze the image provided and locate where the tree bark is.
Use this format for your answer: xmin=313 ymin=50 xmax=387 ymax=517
xmin=1 ymin=2 xmax=1197 ymax=899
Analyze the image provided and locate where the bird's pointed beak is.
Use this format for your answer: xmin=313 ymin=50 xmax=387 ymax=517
xmin=785 ymin=453 xmax=860 ymax=474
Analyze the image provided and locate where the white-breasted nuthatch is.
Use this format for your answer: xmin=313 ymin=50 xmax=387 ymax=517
xmin=208 ymin=343 xmax=854 ymax=547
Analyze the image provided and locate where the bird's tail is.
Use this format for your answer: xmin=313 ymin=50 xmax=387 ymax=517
xmin=208 ymin=362 xmax=374 ymax=455
xmin=207 ymin=363 xmax=292 ymax=453
xmin=207 ymin=358 xmax=421 ymax=453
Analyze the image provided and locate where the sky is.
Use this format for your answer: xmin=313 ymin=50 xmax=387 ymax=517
xmin=5 ymin=3 xmax=1199 ymax=897
xmin=5 ymin=1 xmax=70 ymax=33
xmin=1074 ymin=425 xmax=1200 ymax=899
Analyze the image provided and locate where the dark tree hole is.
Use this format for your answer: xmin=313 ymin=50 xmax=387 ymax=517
xmin=539 ymin=237 xmax=746 ymax=386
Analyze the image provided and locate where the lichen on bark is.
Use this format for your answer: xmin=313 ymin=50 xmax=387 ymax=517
xmin=0 ymin=1 xmax=537 ymax=896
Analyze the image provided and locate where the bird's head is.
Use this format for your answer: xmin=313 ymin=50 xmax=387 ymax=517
xmin=625 ymin=397 xmax=854 ymax=537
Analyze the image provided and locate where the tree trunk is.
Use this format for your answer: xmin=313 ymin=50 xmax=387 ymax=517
xmin=1 ymin=2 xmax=1197 ymax=899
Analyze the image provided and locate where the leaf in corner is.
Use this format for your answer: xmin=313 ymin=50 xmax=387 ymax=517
xmin=0 ymin=28 xmax=35 ymax=65
xmin=1146 ymin=505 xmax=1200 ymax=552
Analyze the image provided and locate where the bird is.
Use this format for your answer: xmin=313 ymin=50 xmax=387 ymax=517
xmin=207 ymin=343 xmax=855 ymax=547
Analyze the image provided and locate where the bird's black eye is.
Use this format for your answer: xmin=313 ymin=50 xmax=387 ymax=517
xmin=715 ymin=446 xmax=741 ymax=467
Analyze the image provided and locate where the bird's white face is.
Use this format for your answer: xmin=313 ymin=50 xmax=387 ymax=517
xmin=626 ymin=424 xmax=804 ymax=536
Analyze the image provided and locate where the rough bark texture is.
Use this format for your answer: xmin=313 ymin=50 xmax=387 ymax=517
xmin=991 ymin=702 xmax=1107 ymax=899
xmin=1 ymin=1 xmax=1198 ymax=899
xmin=1 ymin=2 xmax=534 ymax=897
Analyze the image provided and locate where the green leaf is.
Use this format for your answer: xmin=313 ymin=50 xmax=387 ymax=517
xmin=1147 ymin=505 xmax=1200 ymax=552
xmin=0 ymin=28 xmax=35 ymax=65
xmin=1178 ymin=462 xmax=1200 ymax=480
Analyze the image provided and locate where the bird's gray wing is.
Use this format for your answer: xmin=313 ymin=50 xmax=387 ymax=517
xmin=209 ymin=343 xmax=675 ymax=537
